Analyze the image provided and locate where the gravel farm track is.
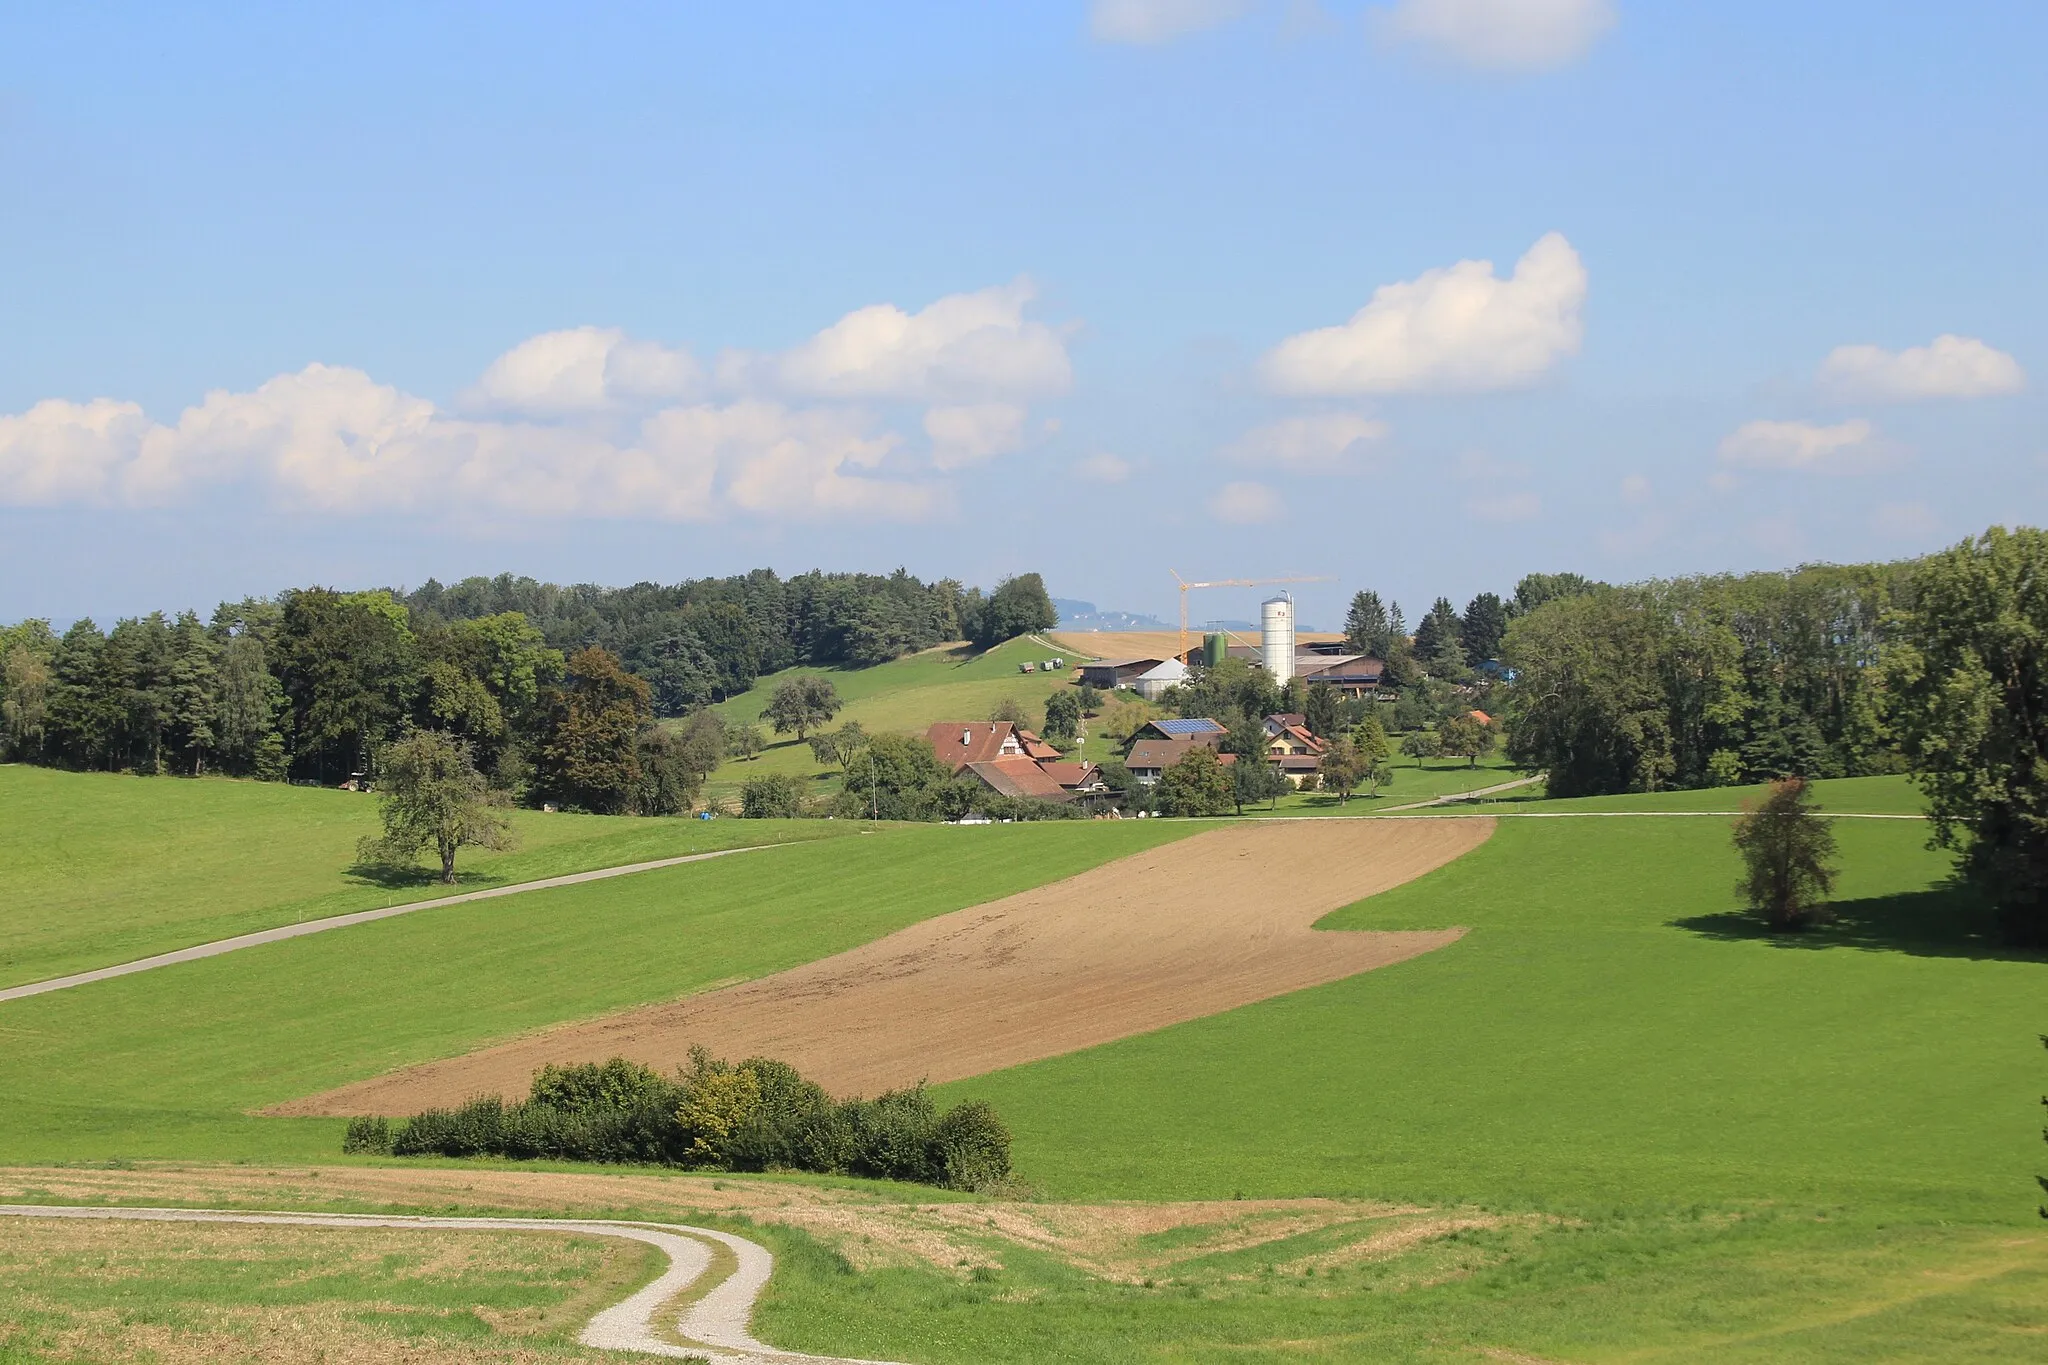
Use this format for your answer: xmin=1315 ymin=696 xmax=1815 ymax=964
xmin=285 ymin=817 xmax=1492 ymax=1115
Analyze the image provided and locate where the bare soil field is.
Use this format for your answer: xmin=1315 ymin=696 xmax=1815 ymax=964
xmin=286 ymin=818 xmax=1489 ymax=1115
xmin=1048 ymin=629 xmax=1345 ymax=661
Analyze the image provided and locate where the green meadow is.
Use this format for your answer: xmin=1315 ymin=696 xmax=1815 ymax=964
xmin=0 ymin=764 xmax=855 ymax=989
xmin=3 ymin=769 xmax=2043 ymax=1361
xmin=748 ymin=792 xmax=2046 ymax=1364
xmin=0 ymin=815 xmax=1195 ymax=1163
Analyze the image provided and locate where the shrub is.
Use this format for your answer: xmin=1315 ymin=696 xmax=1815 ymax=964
xmin=369 ymin=1052 xmax=1009 ymax=1191
xmin=846 ymin=1085 xmax=941 ymax=1184
xmin=929 ymin=1099 xmax=1011 ymax=1191
xmin=341 ymin=1115 xmax=391 ymax=1155
xmin=740 ymin=773 xmax=807 ymax=818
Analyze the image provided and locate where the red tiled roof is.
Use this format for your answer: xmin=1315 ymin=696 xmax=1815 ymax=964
xmin=924 ymin=722 xmax=1025 ymax=772
xmin=1036 ymin=761 xmax=1101 ymax=789
xmin=1128 ymin=738 xmax=1237 ymax=772
xmin=964 ymin=757 xmax=1071 ymax=802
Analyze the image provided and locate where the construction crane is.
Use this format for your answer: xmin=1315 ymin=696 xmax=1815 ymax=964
xmin=1170 ymin=571 xmax=1336 ymax=667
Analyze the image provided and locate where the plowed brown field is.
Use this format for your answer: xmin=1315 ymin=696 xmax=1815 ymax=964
xmin=283 ymin=817 xmax=1489 ymax=1115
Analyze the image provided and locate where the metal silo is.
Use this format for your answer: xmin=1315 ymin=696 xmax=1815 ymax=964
xmin=1203 ymin=632 xmax=1227 ymax=669
xmin=1261 ymin=594 xmax=1295 ymax=685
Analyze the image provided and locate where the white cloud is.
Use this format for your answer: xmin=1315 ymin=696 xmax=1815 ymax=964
xmin=1717 ymin=418 xmax=1885 ymax=473
xmin=1209 ymin=480 xmax=1285 ymax=524
xmin=0 ymin=397 xmax=150 ymax=504
xmin=1261 ymin=232 xmax=1586 ymax=394
xmin=468 ymin=326 xmax=701 ymax=414
xmin=741 ymin=280 xmax=1072 ymax=402
xmin=0 ymin=282 xmax=1072 ymax=521
xmin=1090 ymin=0 xmax=1253 ymax=43
xmin=1074 ymin=452 xmax=1133 ymax=483
xmin=1619 ymin=473 xmax=1652 ymax=504
xmin=1375 ymin=0 xmax=1616 ymax=71
xmin=923 ymin=402 xmax=1029 ymax=470
xmin=1817 ymin=334 xmax=2026 ymax=401
xmin=1468 ymin=490 xmax=1542 ymax=523
xmin=0 ymin=365 xmax=937 ymax=523
xmin=1220 ymin=412 xmax=1387 ymax=471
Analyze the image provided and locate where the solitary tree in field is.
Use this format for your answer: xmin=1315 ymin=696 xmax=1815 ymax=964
xmin=1436 ymin=712 xmax=1495 ymax=768
xmin=1731 ymin=778 xmax=1838 ymax=931
xmin=1401 ymin=728 xmax=1440 ymax=764
xmin=762 ymin=676 xmax=840 ymax=742
xmin=727 ymin=724 xmax=766 ymax=762
xmin=358 ymin=730 xmax=515 ymax=884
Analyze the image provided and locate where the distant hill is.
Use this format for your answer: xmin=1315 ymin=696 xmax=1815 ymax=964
xmin=1052 ymin=598 xmax=1172 ymax=632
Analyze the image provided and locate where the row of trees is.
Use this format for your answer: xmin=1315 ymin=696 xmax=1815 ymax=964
xmin=404 ymin=568 xmax=1055 ymax=715
xmin=0 ymin=569 xmax=1058 ymax=803
xmin=1339 ymin=572 xmax=1597 ymax=687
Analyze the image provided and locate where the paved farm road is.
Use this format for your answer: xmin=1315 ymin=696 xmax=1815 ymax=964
xmin=0 ymin=844 xmax=785 ymax=1006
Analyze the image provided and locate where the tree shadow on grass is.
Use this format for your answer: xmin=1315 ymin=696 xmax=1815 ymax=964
xmin=1671 ymin=884 xmax=2048 ymax=964
xmin=342 ymin=861 xmax=515 ymax=893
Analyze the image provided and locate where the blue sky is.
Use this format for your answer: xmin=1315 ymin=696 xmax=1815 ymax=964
xmin=3 ymin=1 xmax=2042 ymax=630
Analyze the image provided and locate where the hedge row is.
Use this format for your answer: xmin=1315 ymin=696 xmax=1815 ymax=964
xmin=342 ymin=1051 xmax=1010 ymax=1192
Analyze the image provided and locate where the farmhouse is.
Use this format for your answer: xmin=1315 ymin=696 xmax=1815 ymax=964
xmin=1126 ymin=732 xmax=1235 ymax=786
xmin=927 ymin=721 xmax=1104 ymax=804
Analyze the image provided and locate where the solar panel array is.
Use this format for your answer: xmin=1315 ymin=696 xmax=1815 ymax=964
xmin=1151 ymin=717 xmax=1227 ymax=736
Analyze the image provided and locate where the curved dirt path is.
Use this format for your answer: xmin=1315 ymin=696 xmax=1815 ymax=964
xmin=291 ymin=817 xmax=1491 ymax=1115
xmin=0 ymin=844 xmax=784 ymax=1006
xmin=0 ymin=1203 xmax=903 ymax=1364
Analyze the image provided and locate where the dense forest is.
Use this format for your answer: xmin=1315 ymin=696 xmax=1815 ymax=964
xmin=0 ymin=568 xmax=1058 ymax=807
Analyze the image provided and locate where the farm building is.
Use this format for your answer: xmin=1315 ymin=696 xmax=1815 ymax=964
xmin=925 ymin=721 xmax=1034 ymax=772
xmin=1199 ymin=644 xmax=1388 ymax=697
xmin=1076 ymin=657 xmax=1164 ymax=689
xmin=1130 ymin=658 xmax=1188 ymax=700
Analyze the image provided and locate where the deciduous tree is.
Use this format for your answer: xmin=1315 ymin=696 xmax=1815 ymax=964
xmin=1157 ymin=745 xmax=1234 ymax=817
xmin=1436 ymin=712 xmax=1494 ymax=767
xmin=762 ymin=675 xmax=841 ymax=741
xmin=1731 ymin=778 xmax=1838 ymax=931
xmin=538 ymin=645 xmax=651 ymax=813
xmin=1043 ymin=689 xmax=1082 ymax=744
xmin=357 ymin=730 xmax=515 ymax=884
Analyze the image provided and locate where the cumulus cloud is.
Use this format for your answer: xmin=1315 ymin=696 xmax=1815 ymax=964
xmin=0 ymin=366 xmax=936 ymax=523
xmin=0 ymin=282 xmax=1073 ymax=522
xmin=1220 ymin=412 xmax=1387 ymax=471
xmin=1261 ymin=232 xmax=1586 ymax=394
xmin=468 ymin=326 xmax=701 ymax=414
xmin=1717 ymin=418 xmax=1885 ymax=473
xmin=924 ymin=402 xmax=1029 ymax=470
xmin=1074 ymin=452 xmax=1133 ymax=483
xmin=1817 ymin=334 xmax=2026 ymax=401
xmin=1619 ymin=473 xmax=1652 ymax=504
xmin=1089 ymin=0 xmax=1252 ymax=43
xmin=1375 ymin=0 xmax=1616 ymax=70
xmin=0 ymin=398 xmax=150 ymax=504
xmin=1209 ymin=480 xmax=1286 ymax=524
xmin=738 ymin=279 xmax=1072 ymax=402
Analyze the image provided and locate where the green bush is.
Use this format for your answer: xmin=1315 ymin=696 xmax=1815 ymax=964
xmin=930 ymin=1099 xmax=1012 ymax=1191
xmin=371 ymin=1052 xmax=1009 ymax=1190
xmin=341 ymin=1115 xmax=391 ymax=1155
xmin=740 ymin=773 xmax=807 ymax=818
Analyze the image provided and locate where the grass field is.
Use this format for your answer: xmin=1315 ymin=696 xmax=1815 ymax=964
xmin=0 ymin=819 xmax=1197 ymax=1164
xmin=0 ymin=1217 xmax=650 ymax=1363
xmin=0 ymin=765 xmax=856 ymax=990
xmin=5 ymin=771 xmax=2043 ymax=1362
xmin=726 ymin=789 xmax=2040 ymax=1363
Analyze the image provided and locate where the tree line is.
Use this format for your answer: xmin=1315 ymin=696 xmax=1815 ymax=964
xmin=0 ymin=568 xmax=1058 ymax=815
